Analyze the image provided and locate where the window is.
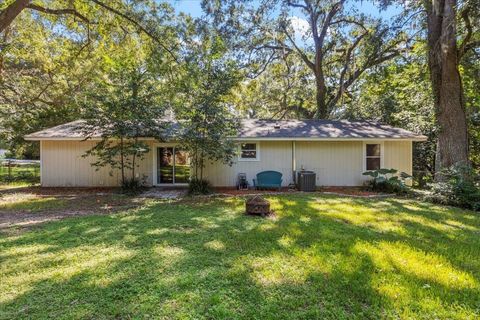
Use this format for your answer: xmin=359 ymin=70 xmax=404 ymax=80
xmin=239 ymin=143 xmax=259 ymax=160
xmin=366 ymin=143 xmax=381 ymax=170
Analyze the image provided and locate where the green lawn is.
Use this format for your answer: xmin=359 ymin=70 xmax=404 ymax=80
xmin=0 ymin=194 xmax=479 ymax=319
xmin=0 ymin=164 xmax=40 ymax=189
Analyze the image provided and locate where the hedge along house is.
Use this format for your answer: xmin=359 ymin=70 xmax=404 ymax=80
xmin=25 ymin=119 xmax=427 ymax=188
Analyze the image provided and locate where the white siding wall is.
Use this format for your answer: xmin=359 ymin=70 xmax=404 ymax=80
xmin=41 ymin=140 xmax=154 ymax=187
xmin=203 ymin=141 xmax=294 ymax=187
xmin=384 ymin=140 xmax=413 ymax=186
xmin=40 ymin=139 xmax=413 ymax=187
xmin=384 ymin=141 xmax=412 ymax=175
xmin=295 ymin=141 xmax=365 ymax=186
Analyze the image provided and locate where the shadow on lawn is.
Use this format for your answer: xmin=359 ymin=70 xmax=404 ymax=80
xmin=0 ymin=195 xmax=479 ymax=319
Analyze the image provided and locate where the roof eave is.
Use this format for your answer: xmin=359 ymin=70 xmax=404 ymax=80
xmin=25 ymin=136 xmax=429 ymax=142
xmin=231 ymin=136 xmax=429 ymax=142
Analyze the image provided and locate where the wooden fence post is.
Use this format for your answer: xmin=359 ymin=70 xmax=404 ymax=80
xmin=7 ymin=160 xmax=12 ymax=181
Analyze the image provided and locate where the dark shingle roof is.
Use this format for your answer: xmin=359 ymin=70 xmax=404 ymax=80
xmin=237 ymin=119 xmax=427 ymax=140
xmin=25 ymin=120 xmax=90 ymax=139
xmin=25 ymin=119 xmax=427 ymax=141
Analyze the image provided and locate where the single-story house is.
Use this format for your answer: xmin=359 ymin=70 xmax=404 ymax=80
xmin=25 ymin=119 xmax=427 ymax=188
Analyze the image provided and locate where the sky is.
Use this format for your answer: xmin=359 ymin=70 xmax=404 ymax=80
xmin=166 ymin=0 xmax=204 ymax=18
xmin=163 ymin=0 xmax=402 ymax=19
xmin=163 ymin=0 xmax=403 ymax=45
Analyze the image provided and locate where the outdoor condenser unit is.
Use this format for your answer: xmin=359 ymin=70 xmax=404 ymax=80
xmin=297 ymin=171 xmax=316 ymax=192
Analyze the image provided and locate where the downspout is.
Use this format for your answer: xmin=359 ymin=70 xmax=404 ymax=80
xmin=292 ymin=140 xmax=296 ymax=185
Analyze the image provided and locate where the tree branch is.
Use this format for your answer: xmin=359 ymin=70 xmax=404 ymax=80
xmin=0 ymin=0 xmax=31 ymax=33
xmin=317 ymin=1 xmax=345 ymax=49
xmin=27 ymin=3 xmax=89 ymax=23
xmin=286 ymin=0 xmax=308 ymax=11
xmin=458 ymin=7 xmax=473 ymax=59
xmin=282 ymin=25 xmax=315 ymax=70
xmin=330 ymin=18 xmax=367 ymax=31
xmin=327 ymin=32 xmax=367 ymax=108
xmin=89 ymin=0 xmax=178 ymax=62
xmin=462 ymin=40 xmax=480 ymax=54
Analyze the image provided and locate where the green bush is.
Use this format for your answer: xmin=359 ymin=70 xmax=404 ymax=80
xmin=188 ymin=178 xmax=213 ymax=195
xmin=363 ymin=168 xmax=411 ymax=194
xmin=121 ymin=176 xmax=147 ymax=194
xmin=413 ymin=170 xmax=434 ymax=189
xmin=426 ymin=164 xmax=480 ymax=211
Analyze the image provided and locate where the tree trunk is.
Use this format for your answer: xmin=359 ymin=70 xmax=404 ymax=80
xmin=314 ymin=74 xmax=328 ymax=119
xmin=132 ymin=152 xmax=136 ymax=182
xmin=0 ymin=26 xmax=9 ymax=79
xmin=199 ymin=151 xmax=204 ymax=181
xmin=0 ymin=0 xmax=30 ymax=33
xmin=120 ymin=137 xmax=125 ymax=185
xmin=426 ymin=0 xmax=469 ymax=179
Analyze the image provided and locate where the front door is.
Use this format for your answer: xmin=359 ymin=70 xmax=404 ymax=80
xmin=156 ymin=147 xmax=190 ymax=185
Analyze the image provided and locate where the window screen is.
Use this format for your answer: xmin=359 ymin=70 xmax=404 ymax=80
xmin=240 ymin=143 xmax=257 ymax=159
xmin=366 ymin=144 xmax=381 ymax=170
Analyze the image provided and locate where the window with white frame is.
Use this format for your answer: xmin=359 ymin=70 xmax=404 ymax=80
xmin=365 ymin=143 xmax=381 ymax=170
xmin=239 ymin=143 xmax=259 ymax=160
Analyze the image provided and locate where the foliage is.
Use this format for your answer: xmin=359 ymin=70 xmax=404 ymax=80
xmin=176 ymin=27 xmax=242 ymax=183
xmin=204 ymin=0 xmax=413 ymax=119
xmin=82 ymin=53 xmax=169 ymax=188
xmin=363 ymin=168 xmax=411 ymax=193
xmin=121 ymin=176 xmax=147 ymax=193
xmin=344 ymin=42 xmax=437 ymax=185
xmin=187 ymin=178 xmax=213 ymax=195
xmin=426 ymin=164 xmax=480 ymax=211
xmin=1 ymin=193 xmax=479 ymax=318
xmin=461 ymin=48 xmax=480 ymax=169
xmin=233 ymin=52 xmax=315 ymax=119
xmin=0 ymin=0 xmax=179 ymax=158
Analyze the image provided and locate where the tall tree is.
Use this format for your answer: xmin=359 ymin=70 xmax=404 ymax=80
xmin=176 ymin=28 xmax=241 ymax=189
xmin=0 ymin=0 xmax=179 ymax=158
xmin=82 ymin=54 xmax=170 ymax=187
xmin=378 ymin=0 xmax=479 ymax=175
xmin=204 ymin=0 xmax=412 ymax=119
xmin=424 ymin=0 xmax=477 ymax=173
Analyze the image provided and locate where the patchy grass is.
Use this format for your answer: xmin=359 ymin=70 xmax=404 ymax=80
xmin=0 ymin=193 xmax=66 ymax=212
xmin=0 ymin=188 xmax=144 ymax=233
xmin=0 ymin=181 xmax=38 ymax=191
xmin=0 ymin=194 xmax=479 ymax=319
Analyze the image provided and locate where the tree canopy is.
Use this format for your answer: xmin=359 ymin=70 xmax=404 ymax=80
xmin=0 ymin=0 xmax=478 ymax=182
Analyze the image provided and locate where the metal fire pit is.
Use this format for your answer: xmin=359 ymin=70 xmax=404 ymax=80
xmin=245 ymin=196 xmax=270 ymax=216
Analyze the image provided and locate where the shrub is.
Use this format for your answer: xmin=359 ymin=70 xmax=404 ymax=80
xmin=413 ymin=170 xmax=434 ymax=189
xmin=188 ymin=178 xmax=213 ymax=195
xmin=363 ymin=168 xmax=411 ymax=194
xmin=121 ymin=176 xmax=146 ymax=194
xmin=426 ymin=164 xmax=480 ymax=211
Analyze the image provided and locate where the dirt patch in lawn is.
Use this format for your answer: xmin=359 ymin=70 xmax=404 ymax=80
xmin=0 ymin=187 xmax=145 ymax=233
